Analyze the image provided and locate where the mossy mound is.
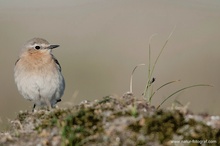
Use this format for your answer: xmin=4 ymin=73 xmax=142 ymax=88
xmin=0 ymin=95 xmax=220 ymax=146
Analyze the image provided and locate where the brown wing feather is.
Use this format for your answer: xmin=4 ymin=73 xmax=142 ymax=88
xmin=52 ymin=55 xmax=62 ymax=72
xmin=15 ymin=59 xmax=20 ymax=65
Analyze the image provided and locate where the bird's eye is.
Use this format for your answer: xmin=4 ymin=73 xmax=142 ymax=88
xmin=35 ymin=46 xmax=41 ymax=50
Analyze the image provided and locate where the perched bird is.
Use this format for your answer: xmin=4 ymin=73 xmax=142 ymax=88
xmin=14 ymin=38 xmax=65 ymax=111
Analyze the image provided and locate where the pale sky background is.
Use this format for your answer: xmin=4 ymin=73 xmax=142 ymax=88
xmin=0 ymin=0 xmax=220 ymax=129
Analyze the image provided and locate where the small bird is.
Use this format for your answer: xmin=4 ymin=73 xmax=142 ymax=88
xmin=14 ymin=38 xmax=65 ymax=112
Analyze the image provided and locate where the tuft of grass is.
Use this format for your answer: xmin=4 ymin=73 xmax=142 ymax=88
xmin=128 ymin=26 xmax=212 ymax=109
xmin=143 ymin=26 xmax=176 ymax=101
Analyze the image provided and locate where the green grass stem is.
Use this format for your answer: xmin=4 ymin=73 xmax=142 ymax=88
xmin=156 ymin=84 xmax=213 ymax=109
xmin=144 ymin=26 xmax=176 ymax=101
xmin=149 ymin=80 xmax=181 ymax=103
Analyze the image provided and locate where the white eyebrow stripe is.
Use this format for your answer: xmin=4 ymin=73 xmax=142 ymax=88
xmin=28 ymin=44 xmax=49 ymax=48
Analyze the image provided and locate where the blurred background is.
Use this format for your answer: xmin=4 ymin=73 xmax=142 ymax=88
xmin=0 ymin=0 xmax=220 ymax=130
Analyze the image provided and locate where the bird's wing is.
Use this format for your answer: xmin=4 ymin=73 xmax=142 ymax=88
xmin=52 ymin=55 xmax=62 ymax=72
xmin=15 ymin=59 xmax=20 ymax=65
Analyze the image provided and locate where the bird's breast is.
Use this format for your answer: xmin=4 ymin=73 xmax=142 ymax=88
xmin=16 ymin=52 xmax=57 ymax=74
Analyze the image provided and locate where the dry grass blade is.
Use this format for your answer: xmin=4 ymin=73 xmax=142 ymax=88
xmin=129 ymin=64 xmax=145 ymax=93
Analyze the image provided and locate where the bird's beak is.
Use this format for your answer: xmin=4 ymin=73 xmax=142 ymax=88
xmin=48 ymin=44 xmax=60 ymax=49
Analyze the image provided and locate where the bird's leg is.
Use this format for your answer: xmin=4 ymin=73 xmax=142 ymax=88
xmin=51 ymin=99 xmax=61 ymax=109
xmin=44 ymin=97 xmax=52 ymax=111
xmin=32 ymin=104 xmax=36 ymax=112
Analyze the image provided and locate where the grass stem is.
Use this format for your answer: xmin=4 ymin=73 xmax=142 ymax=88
xmin=156 ymin=84 xmax=212 ymax=109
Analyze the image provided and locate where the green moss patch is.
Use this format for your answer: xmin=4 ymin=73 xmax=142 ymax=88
xmin=1 ymin=95 xmax=220 ymax=146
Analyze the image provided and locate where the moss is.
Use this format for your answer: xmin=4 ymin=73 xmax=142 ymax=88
xmin=129 ymin=110 xmax=220 ymax=145
xmin=128 ymin=110 xmax=183 ymax=143
xmin=182 ymin=119 xmax=220 ymax=143
xmin=1 ymin=96 xmax=220 ymax=145
xmin=17 ymin=111 xmax=30 ymax=122
xmin=60 ymin=107 xmax=104 ymax=145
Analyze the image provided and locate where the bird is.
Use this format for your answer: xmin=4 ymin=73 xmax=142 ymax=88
xmin=14 ymin=38 xmax=65 ymax=112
